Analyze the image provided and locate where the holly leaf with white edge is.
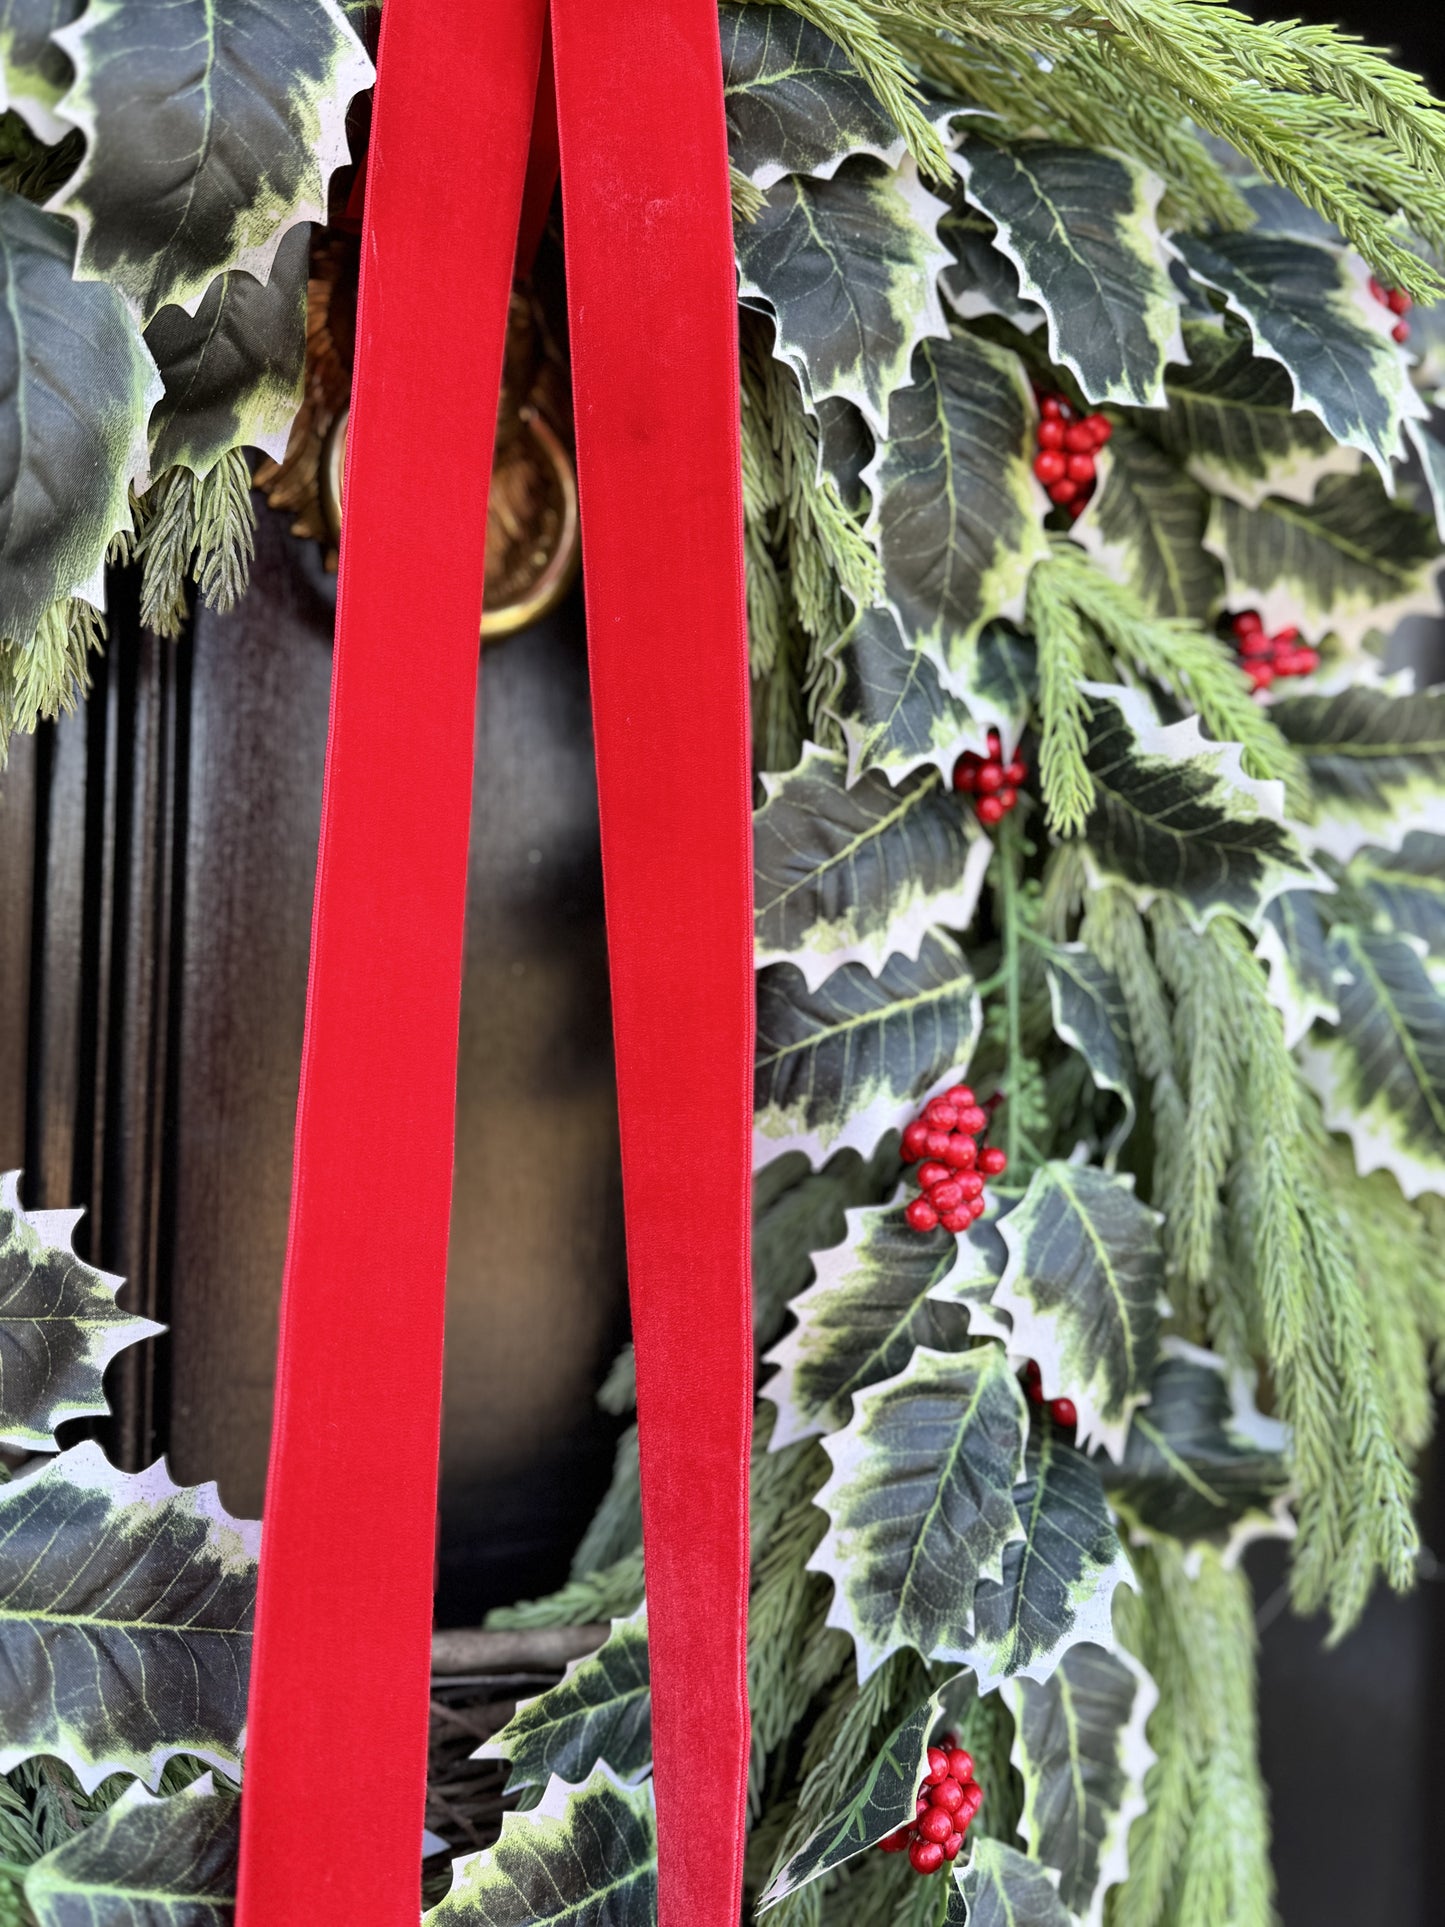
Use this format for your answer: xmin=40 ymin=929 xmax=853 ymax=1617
xmin=50 ymin=0 xmax=372 ymax=323
xmin=753 ymin=1143 xmax=901 ymax=1355
xmin=958 ymin=1836 xmax=1074 ymax=1927
xmin=1270 ymin=684 xmax=1445 ymax=863
xmin=1406 ymin=414 xmax=1445 ymax=543
xmin=948 ymin=623 xmax=1038 ymax=762
xmin=1205 ymin=470 xmax=1442 ymax=654
xmin=754 ymin=744 xmax=991 ymax=989
xmin=1040 ymin=946 xmax=1138 ymax=1147
xmin=756 ymin=1688 xmax=945 ymax=1910
xmin=423 ymin=1769 xmax=655 ymax=1927
xmin=476 ymin=1609 xmax=650 ymax=1797
xmin=952 ymin=138 xmax=1184 ymax=407
xmin=810 ymin=1344 xmax=1027 ymax=1679
xmin=736 ymin=156 xmax=951 ymax=435
xmin=0 ymin=0 xmax=81 ymax=143
xmin=1077 ymin=421 xmax=1222 ymax=621
xmin=0 ymin=191 xmax=159 ymax=642
xmin=1079 ymin=684 xmax=1324 ymax=931
xmin=870 ymin=333 xmax=1049 ymax=696
xmin=0 ymin=1442 xmax=256 ymax=1789
xmin=961 ymin=1415 xmax=1131 ymax=1692
xmin=23 ymin=1775 xmax=238 ymax=1927
xmin=1255 ymin=889 xmax=1340 ymax=1048
xmin=754 ymin=931 xmax=981 ymax=1166
xmin=828 ymin=603 xmax=976 ymax=788
xmin=939 ymin=199 xmax=1043 ymax=333
xmin=1004 ymin=1642 xmax=1155 ymax=1927
xmin=1347 ymin=834 xmax=1445 ymax=961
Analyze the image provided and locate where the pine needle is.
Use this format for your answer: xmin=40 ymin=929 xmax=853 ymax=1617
xmin=134 ymin=451 xmax=258 ymax=639
xmin=1024 ymin=552 xmax=1101 ymax=836
xmin=0 ymin=599 xmax=106 ymax=762
xmin=482 ymin=1549 xmax=645 ymax=1631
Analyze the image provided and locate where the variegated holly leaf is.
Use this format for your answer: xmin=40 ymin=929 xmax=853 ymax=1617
xmin=763 ymin=1202 xmax=980 ymax=1447
xmin=927 ymin=1202 xmax=1017 ymax=1334
xmin=477 ymin=1610 xmax=650 ymax=1797
xmin=0 ymin=191 xmax=159 ymax=642
xmin=870 ymin=333 xmax=1048 ymax=695
xmin=1173 ymin=230 xmax=1422 ymax=483
xmin=424 ymin=1770 xmax=655 ymax=1927
xmin=1348 ymin=834 xmax=1445 ymax=960
xmin=810 ymin=1344 xmax=1027 ymax=1679
xmin=736 ymin=156 xmax=950 ymax=434
xmin=1157 ymin=317 xmax=1362 ymax=508
xmin=754 ymin=931 xmax=981 ymax=1166
xmin=1406 ymin=414 xmax=1445 ymax=543
xmin=962 ymin=1416 xmax=1130 ymax=1691
xmin=1080 ymin=684 xmax=1322 ymax=930
xmin=1102 ymin=1342 xmax=1291 ymax=1554
xmin=719 ymin=1 xmax=905 ymax=189
xmin=1041 ymin=946 xmax=1137 ymax=1145
xmin=952 ymin=138 xmax=1183 ymax=406
xmin=828 ymin=603 xmax=974 ymax=787
xmin=0 ymin=0 xmax=81 ymax=142
xmin=23 ymin=1775 xmax=238 ymax=1927
xmin=51 ymin=0 xmax=371 ymax=323
xmin=939 ymin=200 xmax=1043 ymax=332
xmin=0 ymin=1172 xmax=161 ymax=1451
xmin=754 ymin=1144 xmax=901 ymax=1353
xmin=1076 ymin=422 xmax=1222 ymax=621
xmin=0 ymin=1443 xmax=256 ymax=1789
xmin=756 ymin=1689 xmax=944 ymax=1909
xmin=1270 ymin=685 xmax=1445 ymax=862
xmin=754 ymin=744 xmax=991 ymax=989
xmin=993 ymin=1163 xmax=1163 ymax=1460
xmin=949 ymin=624 xmax=1038 ymax=763
xmin=959 ymin=1836 xmax=1073 ymax=1927
xmin=1004 ymin=1643 xmax=1154 ymax=1927
xmin=1298 ymin=926 xmax=1445 ymax=1200
xmin=144 ymin=222 xmax=309 ymax=475
xmin=1239 ymin=178 xmax=1341 ymax=249
xmin=1205 ymin=471 xmax=1442 ymax=653
xmin=1255 ymin=889 xmax=1340 ymax=1048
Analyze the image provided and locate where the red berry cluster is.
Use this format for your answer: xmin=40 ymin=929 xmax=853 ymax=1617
xmin=1368 ymin=276 xmax=1413 ymax=345
xmin=952 ymin=731 xmax=1027 ymax=828
xmin=901 ymin=1088 xmax=1007 ymax=1235
xmin=1032 ymin=393 xmax=1112 ymax=518
xmin=879 ymin=1739 xmax=984 ymax=1874
xmin=1021 ymin=1359 xmax=1077 ymax=1432
xmin=1229 ymin=610 xmax=1319 ymax=692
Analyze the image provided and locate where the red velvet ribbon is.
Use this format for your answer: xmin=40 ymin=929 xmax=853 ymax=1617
xmin=236 ymin=5 xmax=753 ymax=1925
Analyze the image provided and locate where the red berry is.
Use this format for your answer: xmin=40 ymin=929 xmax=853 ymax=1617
xmin=925 ymin=1747 xmax=949 ymax=1784
xmin=1295 ymin=648 xmax=1320 ymax=673
xmin=1050 ymin=1397 xmax=1077 ymax=1429
xmin=1066 ymin=452 xmax=1096 ymax=484
xmin=976 ymin=763 xmax=1004 ymax=794
xmin=906 ymin=1197 xmax=940 ymax=1233
xmin=977 ymin=795 xmax=1005 ymax=827
xmin=910 ymin=1839 xmax=945 ymax=1875
xmin=979 ymin=1146 xmax=1008 ymax=1176
xmin=1238 ymin=633 xmax=1271 ymax=660
xmin=1247 ymin=662 xmax=1275 ymax=690
xmin=902 ymin=1120 xmax=930 ymax=1160
xmin=1063 ymin=421 xmax=1094 ymax=453
xmin=1036 ymin=418 xmax=1065 ymax=449
xmin=926 ymin=1130 xmax=954 ymax=1160
xmin=917 ymin=1795 xmax=933 ymax=1817
xmin=1047 ymin=478 xmax=1079 ymax=505
xmin=1085 ymin=414 xmax=1113 ymax=445
xmin=953 ymin=761 xmax=979 ymax=792
xmin=931 ymin=1179 xmax=966 ymax=1211
xmin=925 ymin=1098 xmax=959 ymax=1128
xmin=997 ymin=787 xmax=1018 ymax=810
xmin=944 ymin=1085 xmax=975 ymax=1108
xmin=918 ymin=1806 xmax=954 ymax=1846
xmin=1394 ymin=320 xmax=1411 ymax=343
xmin=1041 ymin=395 xmax=1063 ymax=419
xmin=1067 ymin=498 xmax=1087 ymax=519
xmin=880 ymin=1827 xmax=911 ymax=1853
xmin=947 ymin=1750 xmax=974 ymax=1784
xmin=943 ymin=1136 xmax=977 ymax=1170
xmin=986 ymin=730 xmax=1003 ymax=755
xmin=956 ymin=1173 xmax=985 ymax=1201
xmin=940 ymin=1207 xmax=972 ymax=1233
xmin=1033 ymin=449 xmax=1067 ymax=484
xmin=957 ymin=1105 xmax=988 ymax=1134
xmin=1023 ymin=1358 xmax=1042 ymax=1389
xmin=1002 ymin=759 xmax=1027 ymax=786
xmin=931 ymin=1777 xmax=965 ymax=1813
xmin=1388 ymin=287 xmax=1413 ymax=315
xmin=1271 ymin=625 xmax=1300 ymax=647
xmin=918 ymin=1161 xmax=952 ymax=1190
xmin=1369 ymin=276 xmax=1386 ymax=304
xmin=943 ymin=1833 xmax=964 ymax=1861
xmin=968 ymin=1197 xmax=987 ymax=1220
xmin=1233 ymin=610 xmax=1263 ymax=635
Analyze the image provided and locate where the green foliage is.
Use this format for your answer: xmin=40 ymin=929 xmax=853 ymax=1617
xmin=129 ymin=453 xmax=259 ymax=640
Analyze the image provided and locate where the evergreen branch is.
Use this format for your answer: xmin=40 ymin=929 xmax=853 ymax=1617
xmin=1024 ymin=550 xmax=1100 ymax=836
xmin=133 ymin=451 xmax=258 ymax=639
xmin=483 ymin=1549 xmax=645 ymax=1631
xmin=0 ymin=600 xmax=105 ymax=761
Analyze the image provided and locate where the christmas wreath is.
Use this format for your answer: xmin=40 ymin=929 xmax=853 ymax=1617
xmin=3 ymin=0 xmax=1445 ymax=1921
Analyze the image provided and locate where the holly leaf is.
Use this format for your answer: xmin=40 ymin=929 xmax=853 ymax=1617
xmin=1298 ymin=927 xmax=1445 ymax=1201
xmin=1348 ymin=834 xmax=1445 ymax=960
xmin=476 ymin=1610 xmax=650 ymax=1797
xmin=828 ymin=603 xmax=974 ymax=787
xmin=1255 ymin=889 xmax=1340 ymax=1048
xmin=753 ymin=1144 xmax=901 ymax=1355
xmin=1004 ymin=1643 xmax=1155 ymax=1927
xmin=754 ymin=931 xmax=981 ymax=1166
xmin=0 ymin=1443 xmax=257 ymax=1789
xmin=736 ymin=156 xmax=951 ymax=434
xmin=1077 ymin=422 xmax=1222 ymax=620
xmin=870 ymin=333 xmax=1049 ymax=696
xmin=0 ymin=190 xmax=159 ymax=642
xmin=959 ymin=1837 xmax=1073 ymax=1927
xmin=1040 ymin=946 xmax=1138 ymax=1146
xmin=953 ymin=138 xmax=1183 ymax=406
xmin=962 ymin=1417 xmax=1131 ymax=1691
xmin=1080 ymin=684 xmax=1323 ymax=930
xmin=1271 ymin=685 xmax=1445 ymax=863
xmin=992 ymin=1162 xmax=1163 ymax=1460
xmin=720 ymin=1 xmax=906 ymax=189
xmin=810 ymin=1344 xmax=1027 ymax=1679
xmin=144 ymin=222 xmax=309 ymax=475
xmin=1205 ymin=470 xmax=1442 ymax=653
xmin=424 ymin=1769 xmax=655 ymax=1927
xmin=756 ymin=1689 xmax=944 ymax=1910
xmin=939 ymin=200 xmax=1043 ymax=333
xmin=0 ymin=0 xmax=81 ymax=142
xmin=23 ymin=1776 xmax=238 ymax=1927
xmin=949 ymin=623 xmax=1039 ymax=765
xmin=51 ymin=0 xmax=372 ymax=322
xmin=0 ymin=1172 xmax=161 ymax=1451
xmin=1406 ymin=414 xmax=1445 ymax=543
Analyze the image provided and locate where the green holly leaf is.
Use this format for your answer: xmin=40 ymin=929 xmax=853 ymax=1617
xmin=144 ymin=223 xmax=309 ymax=476
xmin=754 ymin=931 xmax=981 ymax=1165
xmin=828 ymin=603 xmax=974 ymax=787
xmin=0 ymin=190 xmax=159 ymax=643
xmin=0 ymin=1172 xmax=161 ymax=1451
xmin=1080 ymin=684 xmax=1323 ymax=930
xmin=1077 ymin=422 xmax=1222 ymax=621
xmin=1102 ymin=1341 xmax=1291 ymax=1554
xmin=0 ymin=0 xmax=80 ymax=142
xmin=23 ymin=1775 xmax=238 ymax=1927
xmin=1405 ymin=414 xmax=1445 ymax=543
xmin=0 ymin=1443 xmax=256 ymax=1789
xmin=736 ymin=156 xmax=951 ymax=434
xmin=720 ymin=1 xmax=905 ymax=189
xmin=872 ymin=333 xmax=1049 ymax=696
xmin=755 ymin=744 xmax=990 ymax=988
xmin=1040 ymin=946 xmax=1138 ymax=1146
xmin=962 ymin=1417 xmax=1130 ymax=1691
xmin=424 ymin=1769 xmax=655 ymax=1927
xmin=1205 ymin=471 xmax=1442 ymax=653
xmin=810 ymin=1344 xmax=1027 ymax=1679
xmin=959 ymin=1836 xmax=1073 ymax=1927
xmin=477 ymin=1610 xmax=650 ymax=1798
xmin=1271 ymin=685 xmax=1445 ymax=863
xmin=992 ymin=1162 xmax=1163 ymax=1459
xmin=949 ymin=624 xmax=1038 ymax=763
xmin=1348 ymin=834 xmax=1445 ymax=960
xmin=51 ymin=0 xmax=371 ymax=322
xmin=1174 ymin=230 xmax=1423 ymax=483
xmin=1298 ymin=927 xmax=1445 ymax=1201
xmin=1005 ymin=1643 xmax=1154 ymax=1927
xmin=756 ymin=1689 xmax=944 ymax=1910
xmin=939 ymin=199 xmax=1043 ymax=333
xmin=753 ymin=1144 xmax=901 ymax=1355
xmin=953 ymin=138 xmax=1183 ymax=407
xmin=1255 ymin=889 xmax=1340 ymax=1047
